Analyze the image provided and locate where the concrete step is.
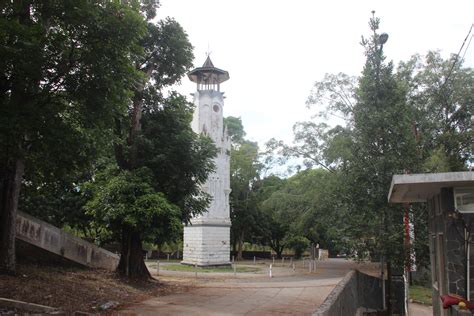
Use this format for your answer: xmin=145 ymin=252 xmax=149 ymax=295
xmin=16 ymin=211 xmax=119 ymax=271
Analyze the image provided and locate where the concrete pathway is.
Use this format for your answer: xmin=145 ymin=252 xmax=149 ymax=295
xmin=119 ymin=259 xmax=366 ymax=316
xmin=409 ymin=302 xmax=433 ymax=316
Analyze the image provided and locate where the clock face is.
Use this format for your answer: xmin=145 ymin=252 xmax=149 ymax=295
xmin=213 ymin=104 xmax=220 ymax=112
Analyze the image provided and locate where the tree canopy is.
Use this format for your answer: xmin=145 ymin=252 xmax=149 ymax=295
xmin=0 ymin=0 xmax=146 ymax=274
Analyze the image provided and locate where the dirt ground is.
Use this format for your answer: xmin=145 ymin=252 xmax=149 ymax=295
xmin=0 ymin=263 xmax=191 ymax=314
xmin=0 ymin=259 xmax=391 ymax=315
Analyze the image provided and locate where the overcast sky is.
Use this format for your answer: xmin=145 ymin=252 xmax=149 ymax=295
xmin=157 ymin=0 xmax=473 ymax=148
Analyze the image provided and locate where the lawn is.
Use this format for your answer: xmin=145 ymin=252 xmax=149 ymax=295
xmin=410 ymin=285 xmax=432 ymax=305
xmin=150 ymin=263 xmax=260 ymax=273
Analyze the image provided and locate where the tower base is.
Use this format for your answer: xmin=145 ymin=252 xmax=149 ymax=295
xmin=182 ymin=220 xmax=231 ymax=266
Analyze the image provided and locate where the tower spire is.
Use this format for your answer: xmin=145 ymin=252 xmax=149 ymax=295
xmin=188 ymin=57 xmax=229 ymax=91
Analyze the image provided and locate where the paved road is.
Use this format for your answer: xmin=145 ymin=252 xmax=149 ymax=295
xmin=119 ymin=259 xmax=362 ymax=316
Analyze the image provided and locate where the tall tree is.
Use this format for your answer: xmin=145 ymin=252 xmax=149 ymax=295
xmin=225 ymin=116 xmax=263 ymax=260
xmin=0 ymin=1 xmax=145 ymax=274
xmin=107 ymin=3 xmax=196 ymax=277
xmin=89 ymin=92 xmax=216 ymax=277
xmin=397 ymin=51 xmax=474 ymax=171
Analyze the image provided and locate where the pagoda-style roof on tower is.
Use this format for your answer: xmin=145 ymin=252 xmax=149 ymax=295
xmin=188 ymin=56 xmax=229 ymax=84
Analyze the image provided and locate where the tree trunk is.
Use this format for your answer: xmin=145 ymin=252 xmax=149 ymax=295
xmin=271 ymin=240 xmax=283 ymax=259
xmin=237 ymin=231 xmax=244 ymax=261
xmin=117 ymin=226 xmax=150 ymax=278
xmin=0 ymin=158 xmax=25 ymax=275
xmin=276 ymin=249 xmax=283 ymax=259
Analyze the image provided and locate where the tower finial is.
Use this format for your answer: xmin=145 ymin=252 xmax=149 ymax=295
xmin=206 ymin=42 xmax=212 ymax=58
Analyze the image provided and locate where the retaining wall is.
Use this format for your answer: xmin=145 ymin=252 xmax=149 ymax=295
xmin=313 ymin=270 xmax=384 ymax=316
xmin=16 ymin=211 xmax=119 ymax=270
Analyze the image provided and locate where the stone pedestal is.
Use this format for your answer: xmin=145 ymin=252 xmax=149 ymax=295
xmin=182 ymin=219 xmax=231 ymax=266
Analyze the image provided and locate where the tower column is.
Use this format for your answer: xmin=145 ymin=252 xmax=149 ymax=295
xmin=182 ymin=57 xmax=231 ymax=266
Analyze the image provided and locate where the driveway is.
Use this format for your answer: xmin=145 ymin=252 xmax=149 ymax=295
xmin=119 ymin=259 xmax=367 ymax=315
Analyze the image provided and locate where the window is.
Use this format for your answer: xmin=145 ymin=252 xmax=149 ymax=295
xmin=454 ymin=187 xmax=474 ymax=213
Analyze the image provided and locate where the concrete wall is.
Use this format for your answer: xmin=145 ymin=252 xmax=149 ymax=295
xmin=16 ymin=211 xmax=119 ymax=270
xmin=313 ymin=270 xmax=384 ymax=316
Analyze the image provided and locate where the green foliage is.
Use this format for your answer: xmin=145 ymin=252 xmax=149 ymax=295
xmin=85 ymin=167 xmax=182 ymax=244
xmin=0 ymin=1 xmax=146 ymax=167
xmin=285 ymin=235 xmax=310 ymax=259
xmin=139 ymin=93 xmax=217 ymax=223
xmin=224 ymin=117 xmax=246 ymax=144
xmin=346 ymin=15 xmax=418 ymax=266
xmin=306 ymin=72 xmax=357 ymax=120
xmin=0 ymin=0 xmax=148 ymax=273
xmin=258 ymin=169 xmax=340 ymax=257
xmin=228 ymin=132 xmax=262 ymax=256
xmin=84 ymin=93 xmax=217 ymax=246
xmin=409 ymin=285 xmax=432 ymax=305
xmin=397 ymin=51 xmax=473 ymax=171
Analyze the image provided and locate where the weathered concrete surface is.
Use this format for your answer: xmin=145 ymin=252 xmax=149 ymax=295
xmin=409 ymin=303 xmax=432 ymax=316
xmin=313 ymin=270 xmax=384 ymax=316
xmin=0 ymin=297 xmax=64 ymax=315
xmin=119 ymin=258 xmax=361 ymax=315
xmin=388 ymin=171 xmax=474 ymax=203
xmin=16 ymin=211 xmax=119 ymax=270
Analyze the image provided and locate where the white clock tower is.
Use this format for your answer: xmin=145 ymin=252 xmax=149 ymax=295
xmin=182 ymin=56 xmax=231 ymax=266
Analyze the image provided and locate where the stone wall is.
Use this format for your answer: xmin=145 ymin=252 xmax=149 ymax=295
xmin=313 ymin=270 xmax=384 ymax=316
xmin=427 ymin=188 xmax=474 ymax=315
xmin=182 ymin=224 xmax=230 ymax=266
xmin=16 ymin=211 xmax=119 ymax=270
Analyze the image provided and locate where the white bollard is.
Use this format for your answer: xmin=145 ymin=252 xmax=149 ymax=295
xmin=292 ymin=263 xmax=295 ymax=272
xmin=167 ymin=254 xmax=170 ymax=261
xmin=269 ymin=264 xmax=273 ymax=278
xmin=156 ymin=260 xmax=160 ymax=275
xmin=309 ymin=260 xmax=312 ymax=273
xmin=145 ymin=252 xmax=148 ymax=260
xmin=253 ymin=256 xmax=256 ymax=265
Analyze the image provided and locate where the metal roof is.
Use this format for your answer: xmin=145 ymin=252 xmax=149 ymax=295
xmin=188 ymin=56 xmax=230 ymax=84
xmin=388 ymin=171 xmax=474 ymax=203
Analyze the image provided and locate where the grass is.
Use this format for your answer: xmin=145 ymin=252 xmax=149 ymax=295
xmin=149 ymin=263 xmax=260 ymax=273
xmin=410 ymin=285 xmax=432 ymax=305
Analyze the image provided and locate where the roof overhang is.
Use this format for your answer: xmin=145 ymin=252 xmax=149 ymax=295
xmin=187 ymin=67 xmax=230 ymax=84
xmin=388 ymin=172 xmax=474 ymax=203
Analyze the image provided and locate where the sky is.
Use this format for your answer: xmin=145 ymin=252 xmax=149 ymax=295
xmin=156 ymin=0 xmax=474 ymax=149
